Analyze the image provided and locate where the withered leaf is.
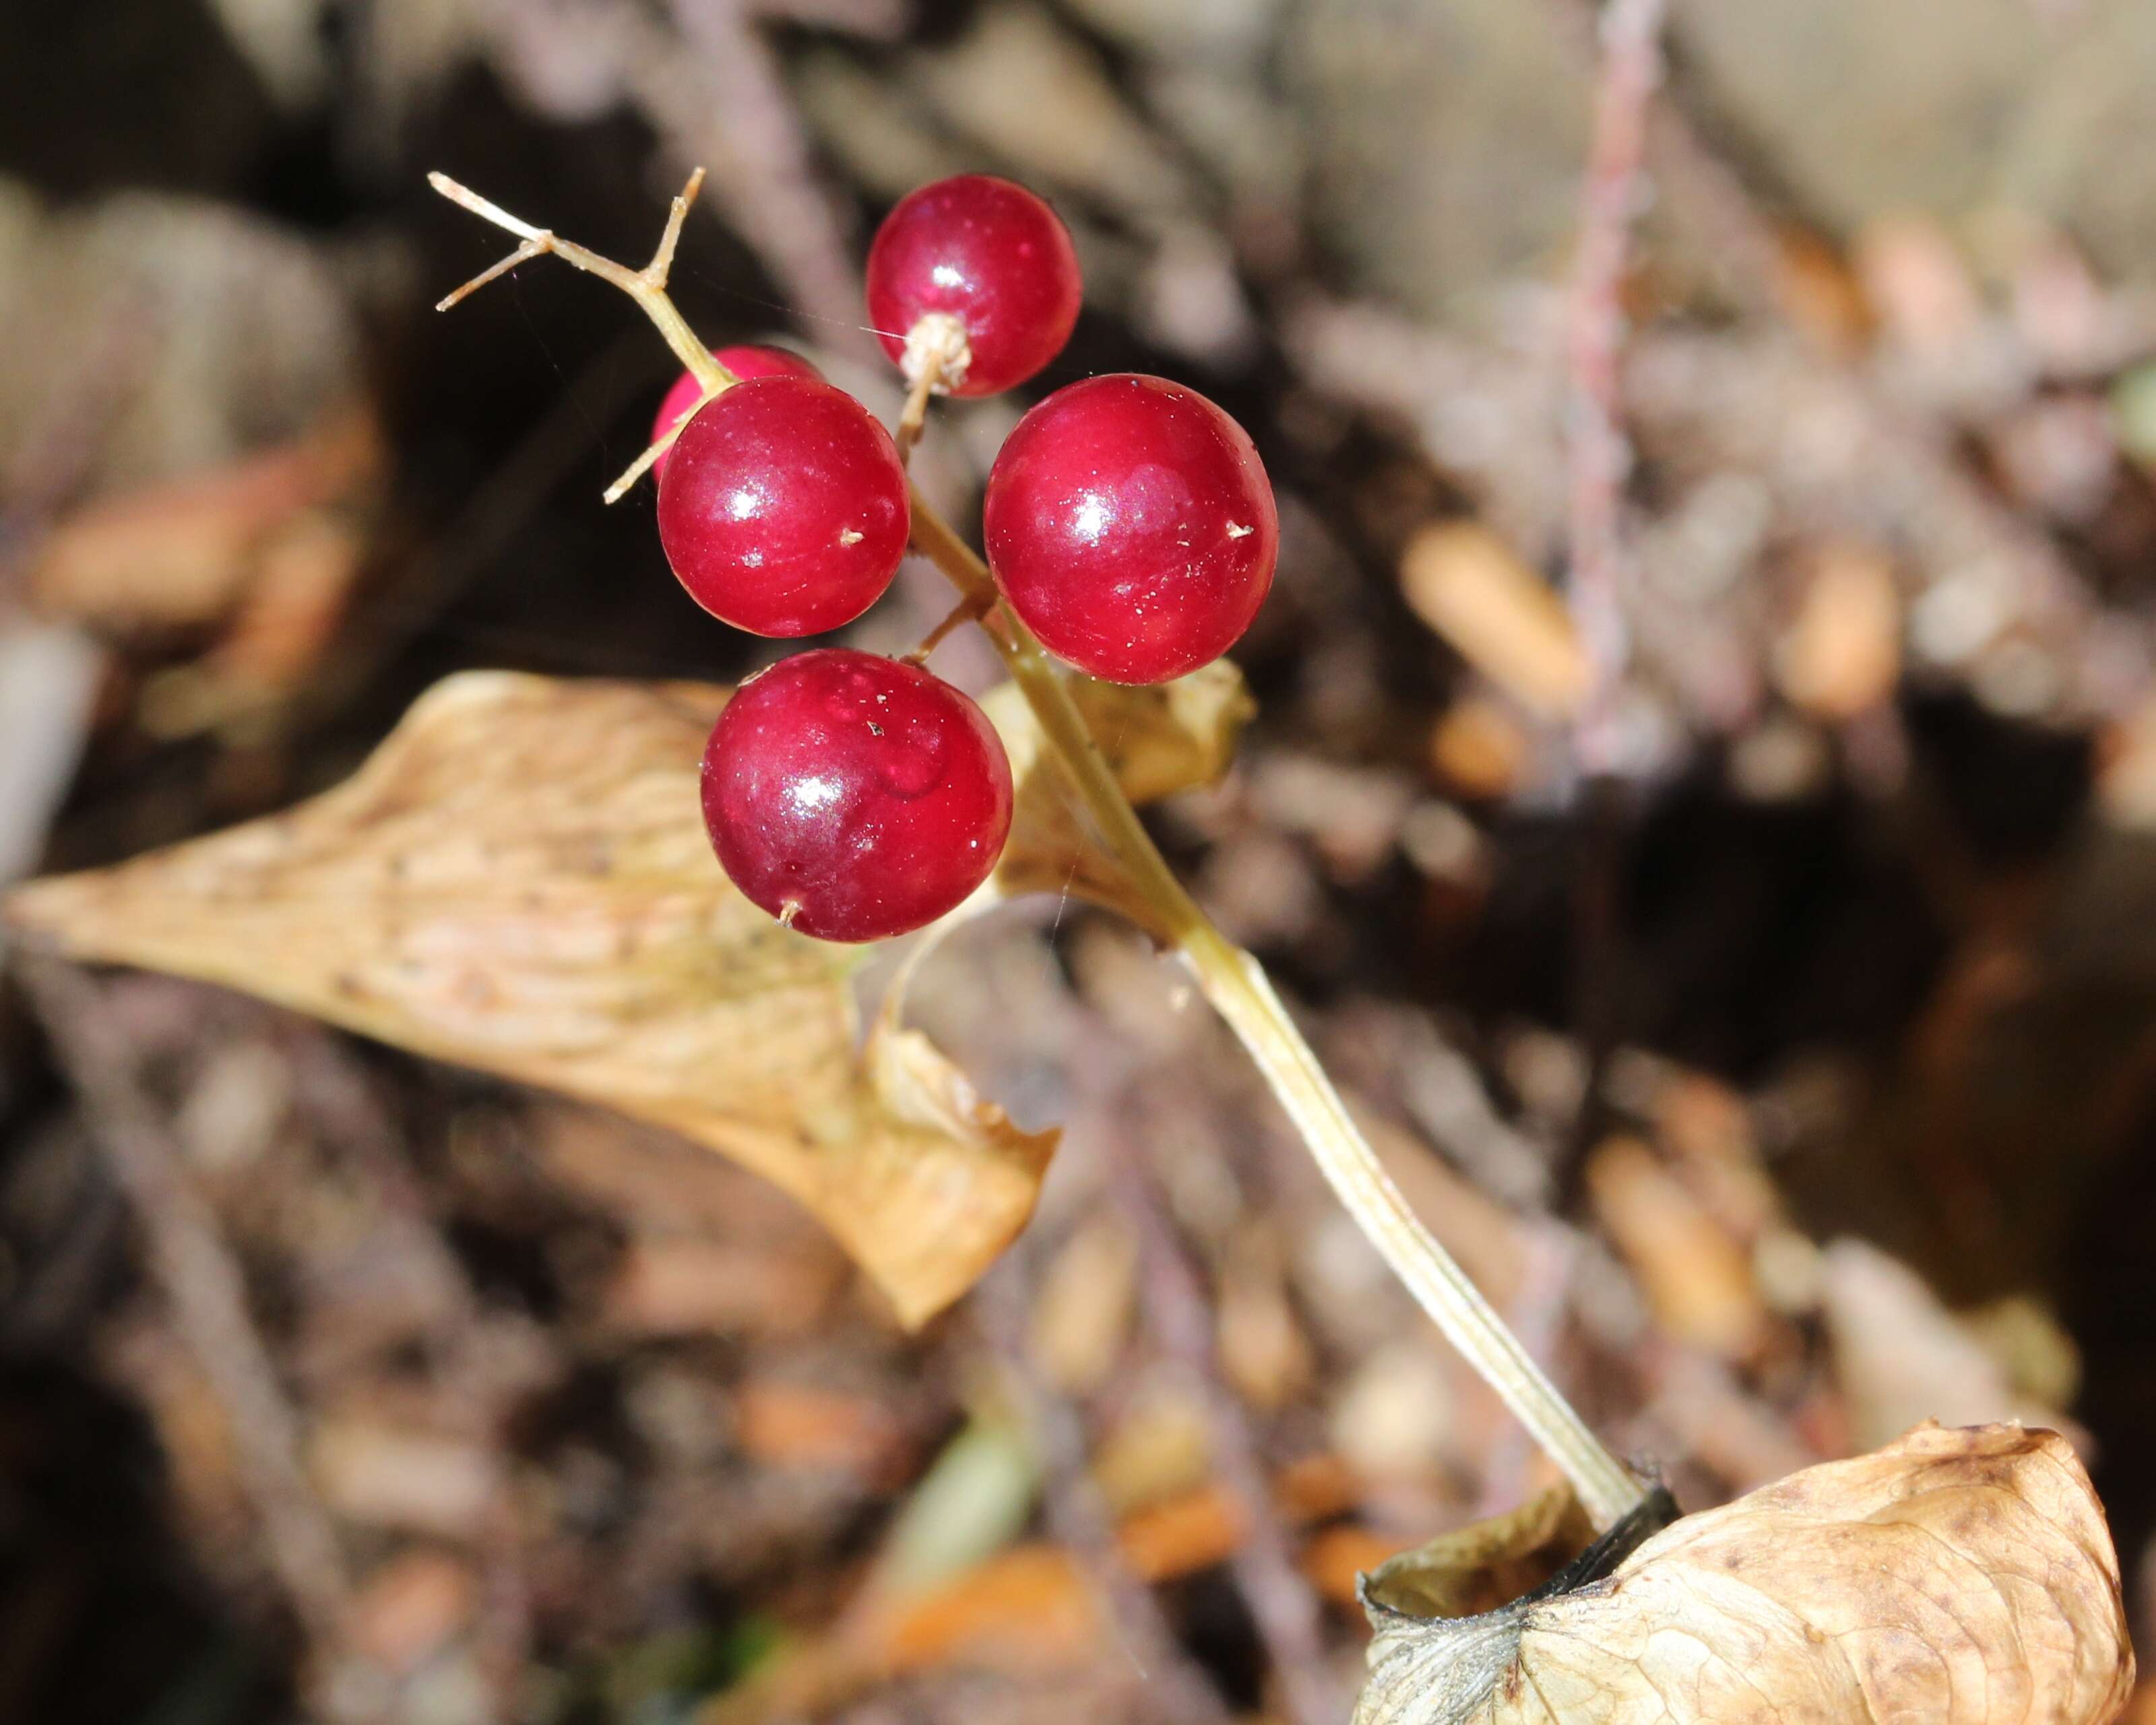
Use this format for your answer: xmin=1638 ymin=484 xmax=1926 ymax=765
xmin=6 ymin=672 xmax=1048 ymax=1325
xmin=983 ymin=658 xmax=1254 ymax=930
xmin=1361 ymin=1480 xmax=1597 ymax=1623
xmin=1398 ymin=523 xmax=1589 ymax=720
xmin=7 ymin=664 xmax=1253 ymax=1324
xmin=1357 ymin=1422 xmax=2134 ymax=1725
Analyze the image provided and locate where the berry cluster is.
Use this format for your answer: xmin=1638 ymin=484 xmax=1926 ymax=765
xmin=646 ymin=175 xmax=1277 ymax=941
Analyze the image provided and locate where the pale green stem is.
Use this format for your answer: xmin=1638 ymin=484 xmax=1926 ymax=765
xmin=927 ymin=535 xmax=1646 ymax=1531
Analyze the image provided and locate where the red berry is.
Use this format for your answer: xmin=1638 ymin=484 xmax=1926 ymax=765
xmin=651 ymin=346 xmax=823 ymax=479
xmin=701 ymin=650 xmax=1014 ymax=942
xmin=983 ymin=375 xmax=1277 ymax=684
xmin=657 ymin=375 xmax=910 ymax=638
xmin=866 ymin=175 xmax=1081 ymax=398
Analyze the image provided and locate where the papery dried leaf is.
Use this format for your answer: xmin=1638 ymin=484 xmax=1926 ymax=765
xmin=1399 ymin=523 xmax=1589 ymax=719
xmin=5 ymin=672 xmax=1046 ymax=1325
xmin=1362 ymin=1482 xmax=1594 ymax=1623
xmin=1586 ymin=1134 xmax=1771 ymax=1363
xmin=1822 ymin=1238 xmax=2052 ymax=1451
xmin=1773 ymin=543 xmax=1901 ymax=721
xmin=982 ymin=658 xmax=1254 ymax=928
xmin=1357 ymin=1422 xmax=2133 ymax=1725
xmin=28 ymin=407 xmax=380 ymax=633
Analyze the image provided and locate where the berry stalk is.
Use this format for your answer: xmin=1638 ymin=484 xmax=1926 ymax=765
xmin=919 ymin=527 xmax=1647 ymax=1532
xmin=431 ymin=171 xmax=1647 ymax=1529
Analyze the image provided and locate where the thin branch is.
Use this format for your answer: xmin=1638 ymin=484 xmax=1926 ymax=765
xmin=429 ymin=171 xmax=727 ymax=391
xmin=1560 ymin=0 xmax=1669 ymax=777
xmin=974 ymin=1250 xmax=1231 ymax=1725
xmin=1544 ymin=0 xmax=2148 ymax=719
xmin=895 ymin=365 xmax=939 ymax=467
xmin=17 ymin=960 xmax=355 ymax=1674
xmin=646 ymin=0 xmax=877 ymax=356
xmin=426 ymin=172 xmax=550 ymax=246
xmin=435 ymin=237 xmax=548 ymax=312
xmin=902 ymin=590 xmax=996 ymax=666
xmin=1104 ymin=1108 xmax=1338 ymax=1725
xmin=648 ymin=165 xmax=707 ymax=289
xmin=604 ymin=404 xmax=703 ymax=504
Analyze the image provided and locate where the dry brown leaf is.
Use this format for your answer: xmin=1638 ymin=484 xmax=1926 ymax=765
xmin=4 ymin=673 xmax=1047 ymax=1325
xmin=1360 ymin=1481 xmax=1595 ymax=1623
xmin=1308 ymin=1525 xmax=1418 ymax=1608
xmin=875 ymin=1542 xmax=1104 ymax=1676
xmin=1854 ymin=216 xmax=1984 ymax=360
xmin=1357 ymin=1422 xmax=2133 ymax=1725
xmin=1399 ymin=523 xmax=1589 ymax=719
xmin=28 ymin=405 xmax=380 ymax=633
xmin=717 ymin=1450 xmax=1364 ymax=1720
xmin=1774 ymin=542 xmax=1901 ymax=720
xmin=1585 ymin=1134 xmax=1771 ymax=1363
xmin=1215 ymin=1222 xmax=1316 ymax=1409
xmin=1429 ymin=695 xmax=1533 ymax=801
xmin=1092 ymin=1379 xmax=1215 ymax=1516
xmin=600 ymin=1236 xmax=841 ymax=1339
xmin=1029 ymin=1214 xmax=1139 ymax=1394
xmin=308 ymin=1420 xmax=501 ymax=1538
xmin=732 ymin=1381 xmax=910 ymax=1479
xmin=9 ymin=665 xmax=1249 ymax=1324
xmin=981 ymin=656 xmax=1254 ymax=927
xmin=348 ymin=1550 xmax=479 ymax=1674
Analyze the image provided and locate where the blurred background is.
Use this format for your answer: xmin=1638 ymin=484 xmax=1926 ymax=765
xmin=7 ymin=0 xmax=2156 ymax=1719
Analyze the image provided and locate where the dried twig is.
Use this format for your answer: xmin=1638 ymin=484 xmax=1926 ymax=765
xmin=974 ymin=1250 xmax=1230 ymax=1725
xmin=1559 ymin=0 xmax=1668 ymax=776
xmin=643 ymin=0 xmax=876 ymax=356
xmin=604 ymin=396 xmax=705 ymax=503
xmin=1544 ymin=0 xmax=2149 ymax=719
xmin=1104 ymin=1107 xmax=1339 ymax=1725
xmin=431 ymin=168 xmax=714 ymax=371
xmin=15 ymin=959 xmax=356 ymax=1687
xmin=902 ymin=590 xmax=997 ymax=666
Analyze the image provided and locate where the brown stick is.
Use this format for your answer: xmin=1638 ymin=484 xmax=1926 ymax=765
xmin=903 ymin=590 xmax=996 ymax=666
xmin=1104 ymin=1109 xmax=1339 ymax=1725
xmin=1544 ymin=0 xmax=2147 ymax=718
xmin=1560 ymin=0 xmax=1669 ymax=776
xmin=653 ymin=0 xmax=876 ymax=357
xmin=16 ymin=960 xmax=354 ymax=1674
xmin=973 ymin=1251 xmax=1231 ymax=1725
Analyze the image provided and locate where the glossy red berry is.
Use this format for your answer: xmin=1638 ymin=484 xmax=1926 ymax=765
xmin=701 ymin=650 xmax=1014 ymax=942
xmin=866 ymin=175 xmax=1081 ymax=398
xmin=657 ymin=374 xmax=910 ymax=638
xmin=983 ymin=374 xmax=1278 ymax=684
xmin=650 ymin=346 xmax=823 ymax=479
